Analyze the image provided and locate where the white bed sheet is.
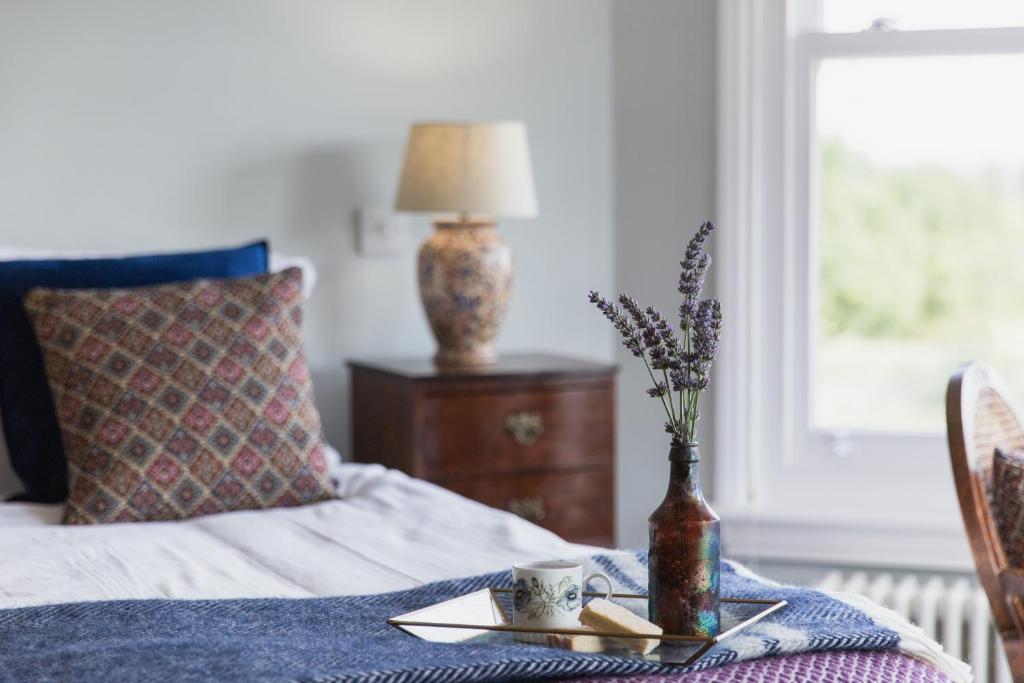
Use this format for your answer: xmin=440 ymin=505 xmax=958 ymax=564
xmin=0 ymin=463 xmax=600 ymax=609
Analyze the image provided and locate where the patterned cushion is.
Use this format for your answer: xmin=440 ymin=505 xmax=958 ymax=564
xmin=993 ymin=448 xmax=1024 ymax=566
xmin=0 ymin=241 xmax=269 ymax=503
xmin=23 ymin=268 xmax=335 ymax=524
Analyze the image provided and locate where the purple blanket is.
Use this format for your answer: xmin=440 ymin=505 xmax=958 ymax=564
xmin=574 ymin=650 xmax=953 ymax=683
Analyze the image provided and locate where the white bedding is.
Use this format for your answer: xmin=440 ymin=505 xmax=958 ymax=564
xmin=0 ymin=462 xmax=599 ymax=609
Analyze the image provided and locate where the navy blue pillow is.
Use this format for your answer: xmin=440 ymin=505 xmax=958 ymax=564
xmin=0 ymin=241 xmax=269 ymax=502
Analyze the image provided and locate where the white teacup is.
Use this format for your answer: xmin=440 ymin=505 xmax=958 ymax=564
xmin=512 ymin=560 xmax=613 ymax=634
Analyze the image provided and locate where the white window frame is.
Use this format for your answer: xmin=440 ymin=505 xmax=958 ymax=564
xmin=715 ymin=0 xmax=1024 ymax=571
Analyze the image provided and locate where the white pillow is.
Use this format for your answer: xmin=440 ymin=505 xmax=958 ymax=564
xmin=0 ymin=245 xmax=319 ymax=499
xmin=267 ymin=253 xmax=318 ymax=301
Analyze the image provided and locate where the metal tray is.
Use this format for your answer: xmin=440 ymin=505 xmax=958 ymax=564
xmin=388 ymin=588 xmax=786 ymax=666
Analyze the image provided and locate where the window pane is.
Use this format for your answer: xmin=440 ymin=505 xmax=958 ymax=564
xmin=813 ymin=55 xmax=1024 ymax=432
xmin=822 ymin=0 xmax=1024 ymax=32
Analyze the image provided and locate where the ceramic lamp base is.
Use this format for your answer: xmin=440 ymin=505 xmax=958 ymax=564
xmin=418 ymin=220 xmax=512 ymax=368
xmin=433 ymin=345 xmax=498 ymax=367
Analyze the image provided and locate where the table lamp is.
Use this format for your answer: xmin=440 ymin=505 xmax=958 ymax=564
xmin=395 ymin=121 xmax=538 ymax=367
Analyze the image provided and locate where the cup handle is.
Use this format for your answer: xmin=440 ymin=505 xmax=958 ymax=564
xmin=583 ymin=572 xmax=614 ymax=600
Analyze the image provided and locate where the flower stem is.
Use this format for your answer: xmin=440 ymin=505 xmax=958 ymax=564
xmin=661 ymin=367 xmax=676 ymax=423
xmin=678 ymin=380 xmax=685 ymax=435
xmin=681 ymin=317 xmax=692 ymax=441
xmin=690 ymin=382 xmax=701 ymax=437
xmin=641 ymin=355 xmax=675 ymax=427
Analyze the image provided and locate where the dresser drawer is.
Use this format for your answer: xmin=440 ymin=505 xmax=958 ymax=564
xmin=442 ymin=468 xmax=614 ymax=546
xmin=418 ymin=387 xmax=613 ymax=478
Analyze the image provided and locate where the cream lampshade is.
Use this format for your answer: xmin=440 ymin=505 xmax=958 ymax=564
xmin=395 ymin=121 xmax=538 ymax=367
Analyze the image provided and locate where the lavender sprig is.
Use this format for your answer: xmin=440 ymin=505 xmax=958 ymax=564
xmin=619 ymin=296 xmax=666 ymax=367
xmin=647 ymin=381 xmax=668 ymax=398
xmin=646 ymin=306 xmax=682 ymax=368
xmin=678 ymin=221 xmax=715 ymax=310
xmin=590 ymin=291 xmax=677 ymax=428
xmin=588 ymin=291 xmax=643 ymax=358
xmin=589 ymin=221 xmax=722 ymax=446
xmin=684 ymin=298 xmax=722 ymax=436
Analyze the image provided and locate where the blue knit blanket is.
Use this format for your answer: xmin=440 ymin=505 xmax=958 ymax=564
xmin=0 ymin=551 xmax=898 ymax=683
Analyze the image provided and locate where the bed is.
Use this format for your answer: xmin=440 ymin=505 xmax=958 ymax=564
xmin=0 ymin=458 xmax=968 ymax=683
xmin=0 ymin=246 xmax=969 ymax=682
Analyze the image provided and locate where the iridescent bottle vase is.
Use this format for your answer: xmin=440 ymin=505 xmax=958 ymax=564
xmin=648 ymin=443 xmax=721 ymax=637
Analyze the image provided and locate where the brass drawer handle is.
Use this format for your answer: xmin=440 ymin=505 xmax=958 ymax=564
xmin=507 ymin=496 xmax=546 ymax=523
xmin=504 ymin=411 xmax=544 ymax=446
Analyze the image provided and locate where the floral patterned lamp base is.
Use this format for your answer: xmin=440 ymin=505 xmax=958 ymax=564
xmin=418 ymin=220 xmax=512 ymax=367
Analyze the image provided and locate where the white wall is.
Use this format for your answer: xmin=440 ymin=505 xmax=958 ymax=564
xmin=0 ymin=0 xmax=724 ymax=551
xmin=0 ymin=1 xmax=615 ymax=458
xmin=612 ymin=0 xmax=718 ymax=548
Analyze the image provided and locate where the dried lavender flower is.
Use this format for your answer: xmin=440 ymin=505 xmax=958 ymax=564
xmin=646 ymin=306 xmax=682 ymax=360
xmin=589 ymin=221 xmax=722 ymax=445
xmin=589 ymin=291 xmax=644 ymax=358
xmin=620 ymin=295 xmax=673 ymax=369
xmin=647 ymin=381 xmax=668 ymax=398
xmin=677 ymin=222 xmax=715 ymax=296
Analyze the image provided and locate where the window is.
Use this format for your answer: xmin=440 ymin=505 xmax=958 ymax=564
xmin=821 ymin=0 xmax=1024 ymax=33
xmin=813 ymin=54 xmax=1024 ymax=434
xmin=716 ymin=0 xmax=1024 ymax=568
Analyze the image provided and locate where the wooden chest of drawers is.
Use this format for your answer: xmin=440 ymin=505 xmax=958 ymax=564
xmin=348 ymin=354 xmax=616 ymax=546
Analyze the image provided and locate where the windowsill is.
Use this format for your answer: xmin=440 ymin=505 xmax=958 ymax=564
xmin=718 ymin=508 xmax=974 ymax=573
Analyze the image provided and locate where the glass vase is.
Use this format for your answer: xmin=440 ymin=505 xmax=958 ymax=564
xmin=648 ymin=442 xmax=720 ymax=637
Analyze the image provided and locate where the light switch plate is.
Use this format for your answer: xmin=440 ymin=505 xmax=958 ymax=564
xmin=355 ymin=208 xmax=405 ymax=256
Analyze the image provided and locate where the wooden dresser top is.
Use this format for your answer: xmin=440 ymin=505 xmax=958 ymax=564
xmin=347 ymin=353 xmax=616 ymax=382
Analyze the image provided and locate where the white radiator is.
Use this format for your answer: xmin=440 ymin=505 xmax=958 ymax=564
xmin=817 ymin=570 xmax=1012 ymax=683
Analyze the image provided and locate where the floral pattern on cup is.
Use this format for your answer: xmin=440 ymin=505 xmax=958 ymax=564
xmin=514 ymin=576 xmax=582 ymax=620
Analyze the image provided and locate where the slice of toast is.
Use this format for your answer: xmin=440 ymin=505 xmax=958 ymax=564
xmin=579 ymin=598 xmax=663 ymax=655
xmin=544 ymin=627 xmax=608 ymax=653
